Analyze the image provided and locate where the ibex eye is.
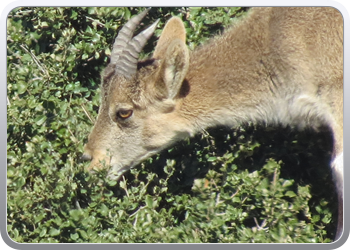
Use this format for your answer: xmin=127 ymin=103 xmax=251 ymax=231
xmin=117 ymin=109 xmax=133 ymax=119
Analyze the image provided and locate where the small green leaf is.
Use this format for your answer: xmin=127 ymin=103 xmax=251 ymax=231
xmin=40 ymin=21 xmax=49 ymax=28
xmin=39 ymin=227 xmax=47 ymax=237
xmin=285 ymin=191 xmax=297 ymax=198
xmin=70 ymin=232 xmax=79 ymax=241
xmin=78 ymin=230 xmax=88 ymax=240
xmin=70 ymin=209 xmax=83 ymax=221
xmin=282 ymin=180 xmax=294 ymax=187
xmin=15 ymin=177 xmax=26 ymax=188
xmin=17 ymin=81 xmax=27 ymax=94
xmin=99 ymin=204 xmax=109 ymax=216
xmin=207 ymin=156 xmax=217 ymax=162
xmin=145 ymin=195 xmax=154 ymax=208
xmin=49 ymin=228 xmax=60 ymax=237
xmin=35 ymin=115 xmax=47 ymax=126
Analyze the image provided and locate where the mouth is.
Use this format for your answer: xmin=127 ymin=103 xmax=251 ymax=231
xmin=93 ymin=150 xmax=161 ymax=181
xmin=106 ymin=158 xmax=141 ymax=181
xmin=106 ymin=164 xmax=132 ymax=181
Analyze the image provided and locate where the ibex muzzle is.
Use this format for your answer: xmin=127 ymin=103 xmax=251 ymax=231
xmin=83 ymin=8 xmax=343 ymax=240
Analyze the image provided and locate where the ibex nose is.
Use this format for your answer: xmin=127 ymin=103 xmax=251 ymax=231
xmin=81 ymin=153 xmax=92 ymax=162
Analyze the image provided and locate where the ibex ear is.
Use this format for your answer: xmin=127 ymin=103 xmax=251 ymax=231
xmin=154 ymin=17 xmax=189 ymax=100
xmin=160 ymin=39 xmax=189 ymax=100
xmin=153 ymin=17 xmax=186 ymax=58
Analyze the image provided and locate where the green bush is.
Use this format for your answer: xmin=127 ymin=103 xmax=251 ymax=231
xmin=7 ymin=7 xmax=337 ymax=243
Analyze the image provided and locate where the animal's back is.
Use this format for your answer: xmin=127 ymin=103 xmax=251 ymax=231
xmin=184 ymin=7 xmax=343 ymax=137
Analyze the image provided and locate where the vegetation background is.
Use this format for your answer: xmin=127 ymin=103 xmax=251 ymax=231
xmin=7 ymin=7 xmax=338 ymax=243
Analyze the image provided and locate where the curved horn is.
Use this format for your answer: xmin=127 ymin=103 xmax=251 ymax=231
xmin=111 ymin=8 xmax=149 ymax=64
xmin=115 ymin=19 xmax=159 ymax=78
xmin=111 ymin=8 xmax=159 ymax=79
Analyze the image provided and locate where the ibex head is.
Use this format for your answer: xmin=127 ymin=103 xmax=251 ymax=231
xmin=83 ymin=9 xmax=190 ymax=179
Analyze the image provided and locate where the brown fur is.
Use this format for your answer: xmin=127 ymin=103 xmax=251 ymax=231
xmin=83 ymin=7 xmax=343 ymax=240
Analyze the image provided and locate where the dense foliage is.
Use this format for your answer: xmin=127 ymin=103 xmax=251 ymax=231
xmin=7 ymin=7 xmax=337 ymax=243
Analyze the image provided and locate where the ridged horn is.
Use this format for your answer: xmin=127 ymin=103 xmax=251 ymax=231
xmin=111 ymin=8 xmax=159 ymax=79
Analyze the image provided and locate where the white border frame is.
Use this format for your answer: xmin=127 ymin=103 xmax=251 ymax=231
xmin=2 ymin=1 xmax=349 ymax=249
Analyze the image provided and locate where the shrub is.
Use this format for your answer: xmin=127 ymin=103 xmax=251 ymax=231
xmin=7 ymin=7 xmax=337 ymax=243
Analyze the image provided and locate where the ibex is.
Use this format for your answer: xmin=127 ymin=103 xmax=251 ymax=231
xmin=82 ymin=7 xmax=343 ymax=240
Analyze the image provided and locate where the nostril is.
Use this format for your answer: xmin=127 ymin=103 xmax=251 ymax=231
xmin=81 ymin=153 xmax=92 ymax=162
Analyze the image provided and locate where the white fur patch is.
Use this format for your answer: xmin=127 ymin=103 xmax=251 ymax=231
xmin=332 ymin=152 xmax=343 ymax=195
xmin=332 ymin=152 xmax=344 ymax=174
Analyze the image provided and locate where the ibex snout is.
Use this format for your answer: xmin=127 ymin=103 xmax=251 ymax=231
xmin=81 ymin=152 xmax=92 ymax=162
xmin=82 ymin=142 xmax=111 ymax=172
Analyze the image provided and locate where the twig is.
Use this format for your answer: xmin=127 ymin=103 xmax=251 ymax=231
xmin=67 ymin=126 xmax=78 ymax=144
xmin=230 ymin=189 xmax=240 ymax=199
xmin=86 ymin=16 xmax=105 ymax=27
xmin=20 ymin=44 xmax=50 ymax=78
xmin=130 ymin=205 xmax=146 ymax=218
xmin=81 ymin=103 xmax=95 ymax=124
xmin=254 ymin=217 xmax=269 ymax=231
xmin=8 ymin=9 xmax=34 ymax=18
xmin=215 ymin=193 xmax=223 ymax=207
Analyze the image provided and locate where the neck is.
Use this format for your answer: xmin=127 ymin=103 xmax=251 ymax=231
xmin=178 ymin=11 xmax=277 ymax=133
